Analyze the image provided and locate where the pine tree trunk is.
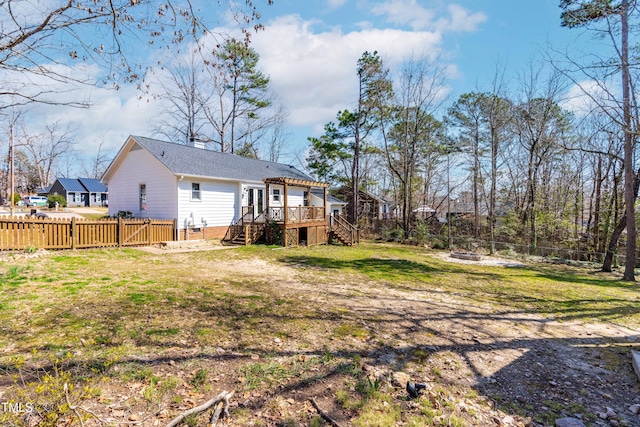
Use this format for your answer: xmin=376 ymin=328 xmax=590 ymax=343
xmin=593 ymin=157 xmax=602 ymax=254
xmin=603 ymin=167 xmax=640 ymax=272
xmin=621 ymin=0 xmax=636 ymax=281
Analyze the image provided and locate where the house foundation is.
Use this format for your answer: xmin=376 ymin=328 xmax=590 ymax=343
xmin=182 ymin=225 xmax=229 ymax=241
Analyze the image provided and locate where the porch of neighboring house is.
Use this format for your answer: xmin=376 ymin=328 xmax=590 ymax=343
xmin=222 ymin=177 xmax=358 ymax=247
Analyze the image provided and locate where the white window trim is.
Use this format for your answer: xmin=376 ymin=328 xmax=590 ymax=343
xmin=273 ymin=188 xmax=281 ymax=202
xmin=139 ymin=184 xmax=147 ymax=211
xmin=191 ymin=182 xmax=202 ymax=201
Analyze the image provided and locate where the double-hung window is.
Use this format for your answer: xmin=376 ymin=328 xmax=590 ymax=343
xmin=191 ymin=183 xmax=201 ymax=201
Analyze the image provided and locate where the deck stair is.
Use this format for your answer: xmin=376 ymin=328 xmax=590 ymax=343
xmin=222 ymin=209 xmax=267 ymax=246
xmin=329 ymin=215 xmax=358 ymax=246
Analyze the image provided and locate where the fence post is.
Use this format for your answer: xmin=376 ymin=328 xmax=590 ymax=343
xmin=71 ymin=217 xmax=76 ymax=250
xmin=9 ymin=218 xmax=14 ymax=249
xmin=147 ymin=218 xmax=152 ymax=245
xmin=173 ymin=218 xmax=178 ymax=241
xmin=118 ymin=217 xmax=123 ymax=247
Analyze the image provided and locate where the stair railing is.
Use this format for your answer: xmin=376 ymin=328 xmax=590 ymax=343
xmin=329 ymin=215 xmax=359 ymax=245
xmin=223 ymin=208 xmax=259 ymax=244
xmin=245 ymin=208 xmax=268 ymax=244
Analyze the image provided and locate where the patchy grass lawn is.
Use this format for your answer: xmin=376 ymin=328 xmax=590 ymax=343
xmin=275 ymin=243 xmax=640 ymax=328
xmin=0 ymin=242 xmax=638 ymax=426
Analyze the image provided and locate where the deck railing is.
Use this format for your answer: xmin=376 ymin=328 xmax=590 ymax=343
xmin=267 ymin=206 xmax=324 ymax=223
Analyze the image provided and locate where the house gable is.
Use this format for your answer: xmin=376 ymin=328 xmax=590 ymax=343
xmin=102 ymin=137 xmax=170 ymax=184
xmin=105 ymin=143 xmax=177 ymax=219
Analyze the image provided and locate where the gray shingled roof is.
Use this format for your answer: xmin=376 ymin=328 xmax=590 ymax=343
xmin=131 ymin=136 xmax=312 ymax=183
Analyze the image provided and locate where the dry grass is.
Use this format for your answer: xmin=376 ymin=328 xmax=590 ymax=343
xmin=0 ymin=242 xmax=638 ymax=426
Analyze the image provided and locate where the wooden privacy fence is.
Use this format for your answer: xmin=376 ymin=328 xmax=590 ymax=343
xmin=0 ymin=217 xmax=177 ymax=250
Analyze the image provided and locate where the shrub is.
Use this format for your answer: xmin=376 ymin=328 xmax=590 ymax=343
xmin=429 ymin=236 xmax=448 ymax=250
xmin=115 ymin=210 xmax=133 ymax=218
xmin=383 ymin=226 xmax=405 ymax=242
xmin=412 ymin=221 xmax=428 ymax=245
xmin=47 ymin=193 xmax=67 ymax=208
xmin=266 ymin=220 xmax=284 ymax=245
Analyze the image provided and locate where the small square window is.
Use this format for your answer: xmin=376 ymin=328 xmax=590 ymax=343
xmin=192 ymin=183 xmax=201 ymax=200
xmin=273 ymin=188 xmax=280 ymax=202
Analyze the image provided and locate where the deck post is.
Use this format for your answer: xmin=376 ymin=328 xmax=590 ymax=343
xmin=173 ymin=218 xmax=178 ymax=241
xmin=265 ymin=182 xmax=270 ymax=221
xmin=283 ymin=181 xmax=288 ymax=227
xmin=323 ymin=187 xmax=327 ymax=220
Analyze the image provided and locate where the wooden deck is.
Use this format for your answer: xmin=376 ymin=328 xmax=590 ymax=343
xmin=241 ymin=206 xmax=326 ymax=225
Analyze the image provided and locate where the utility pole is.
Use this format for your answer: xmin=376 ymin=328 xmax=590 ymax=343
xmin=9 ymin=120 xmax=14 ymax=217
xmin=447 ymin=148 xmax=452 ymax=249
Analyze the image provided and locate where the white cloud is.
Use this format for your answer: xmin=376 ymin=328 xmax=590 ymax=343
xmin=561 ymin=79 xmax=613 ymax=117
xmin=2 ymin=2 xmax=482 ymax=167
xmin=0 ymin=58 xmax=162 ymax=166
xmin=326 ymin=0 xmax=347 ymax=9
xmin=370 ymin=0 xmax=435 ymax=31
xmin=442 ymin=4 xmax=487 ymax=33
xmin=252 ymin=14 xmax=443 ymax=128
xmin=31 ymin=84 xmax=162 ymax=157
xmin=370 ymin=1 xmax=486 ymax=32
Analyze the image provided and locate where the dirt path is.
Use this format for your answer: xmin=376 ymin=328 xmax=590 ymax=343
xmin=222 ymin=252 xmax=640 ymax=426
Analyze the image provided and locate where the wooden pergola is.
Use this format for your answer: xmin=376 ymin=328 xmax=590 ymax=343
xmin=263 ymin=177 xmax=329 ymax=246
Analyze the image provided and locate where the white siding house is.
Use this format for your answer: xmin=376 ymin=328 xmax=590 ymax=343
xmin=106 ymin=147 xmax=177 ymax=219
xmin=177 ymin=179 xmax=238 ymax=230
xmin=101 ymin=136 xmax=322 ymax=240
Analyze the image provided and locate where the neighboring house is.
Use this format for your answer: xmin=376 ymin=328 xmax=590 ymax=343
xmin=311 ymin=189 xmax=347 ymax=217
xmin=47 ymin=178 xmax=108 ymax=207
xmin=412 ymin=205 xmax=436 ymax=219
xmin=37 ymin=185 xmax=52 ymax=197
xmin=335 ymin=187 xmax=392 ymax=221
xmin=101 ymin=136 xmax=356 ymax=245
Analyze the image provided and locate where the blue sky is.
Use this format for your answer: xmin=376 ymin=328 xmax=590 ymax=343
xmin=30 ymin=0 xmax=600 ymax=168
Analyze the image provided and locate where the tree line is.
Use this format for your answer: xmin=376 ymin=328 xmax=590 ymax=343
xmin=307 ymin=0 xmax=640 ymax=280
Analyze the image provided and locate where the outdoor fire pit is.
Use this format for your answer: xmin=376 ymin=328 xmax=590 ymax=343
xmin=450 ymin=251 xmax=482 ymax=261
